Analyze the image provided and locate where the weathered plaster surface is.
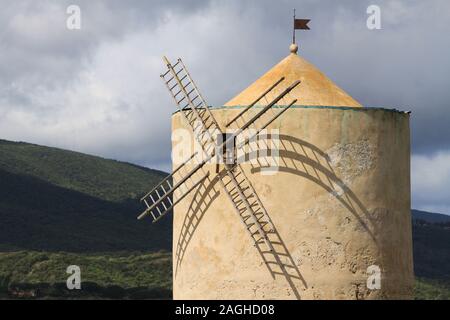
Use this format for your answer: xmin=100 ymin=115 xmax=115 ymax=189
xmin=171 ymin=106 xmax=413 ymax=300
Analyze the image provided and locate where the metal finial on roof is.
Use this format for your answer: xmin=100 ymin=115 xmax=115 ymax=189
xmin=289 ymin=43 xmax=298 ymax=54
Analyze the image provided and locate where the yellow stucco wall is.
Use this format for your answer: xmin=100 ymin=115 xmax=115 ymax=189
xmin=171 ymin=106 xmax=413 ymax=300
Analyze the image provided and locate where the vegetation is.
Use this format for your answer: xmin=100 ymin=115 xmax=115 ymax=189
xmin=0 ymin=251 xmax=171 ymax=299
xmin=414 ymin=277 xmax=450 ymax=300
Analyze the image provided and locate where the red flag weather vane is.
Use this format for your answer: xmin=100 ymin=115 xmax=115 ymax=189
xmin=293 ymin=9 xmax=310 ymax=45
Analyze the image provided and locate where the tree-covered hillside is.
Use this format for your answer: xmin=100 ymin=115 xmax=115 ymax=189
xmin=0 ymin=139 xmax=171 ymax=252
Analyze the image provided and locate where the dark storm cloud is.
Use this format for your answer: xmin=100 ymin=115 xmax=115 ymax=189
xmin=0 ymin=0 xmax=209 ymax=102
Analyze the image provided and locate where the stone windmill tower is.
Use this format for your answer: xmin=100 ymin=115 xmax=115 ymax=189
xmin=138 ymin=24 xmax=414 ymax=300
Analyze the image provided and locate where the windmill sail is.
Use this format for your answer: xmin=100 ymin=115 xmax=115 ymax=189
xmin=161 ymin=57 xmax=220 ymax=156
xmin=141 ymin=56 xmax=301 ymax=258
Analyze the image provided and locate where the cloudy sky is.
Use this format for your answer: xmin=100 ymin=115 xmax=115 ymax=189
xmin=0 ymin=0 xmax=449 ymax=214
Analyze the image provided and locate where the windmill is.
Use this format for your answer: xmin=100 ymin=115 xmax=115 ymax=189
xmin=134 ymin=13 xmax=414 ymax=299
xmin=137 ymin=56 xmax=305 ymax=295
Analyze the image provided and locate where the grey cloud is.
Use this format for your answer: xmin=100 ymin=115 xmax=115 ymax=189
xmin=412 ymin=152 xmax=450 ymax=214
xmin=0 ymin=0 xmax=210 ymax=105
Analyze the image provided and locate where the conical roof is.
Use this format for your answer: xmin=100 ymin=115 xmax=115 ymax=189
xmin=224 ymin=46 xmax=362 ymax=107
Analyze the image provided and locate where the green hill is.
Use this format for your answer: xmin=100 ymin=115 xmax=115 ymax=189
xmin=0 ymin=139 xmax=171 ymax=252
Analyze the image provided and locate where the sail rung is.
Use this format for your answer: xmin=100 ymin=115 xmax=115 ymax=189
xmin=165 ymin=76 xmax=174 ymax=84
xmin=169 ymin=83 xmax=178 ymax=91
xmin=171 ymin=60 xmax=181 ymax=69
xmin=177 ymin=96 xmax=186 ymax=105
xmin=179 ymin=74 xmax=188 ymax=83
xmin=155 ymin=205 xmax=162 ymax=216
xmin=183 ymin=81 xmax=192 ymax=90
xmin=195 ymin=101 xmax=203 ymax=108
xmin=175 ymin=68 xmax=184 ymax=76
xmin=160 ymin=199 xmax=168 ymax=211
xmin=186 ymin=88 xmax=196 ymax=96
xmin=155 ymin=189 xmax=162 ymax=201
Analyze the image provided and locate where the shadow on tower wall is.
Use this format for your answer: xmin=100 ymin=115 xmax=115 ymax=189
xmin=174 ymin=174 xmax=220 ymax=277
xmin=174 ymin=134 xmax=378 ymax=299
xmin=247 ymin=134 xmax=379 ymax=243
